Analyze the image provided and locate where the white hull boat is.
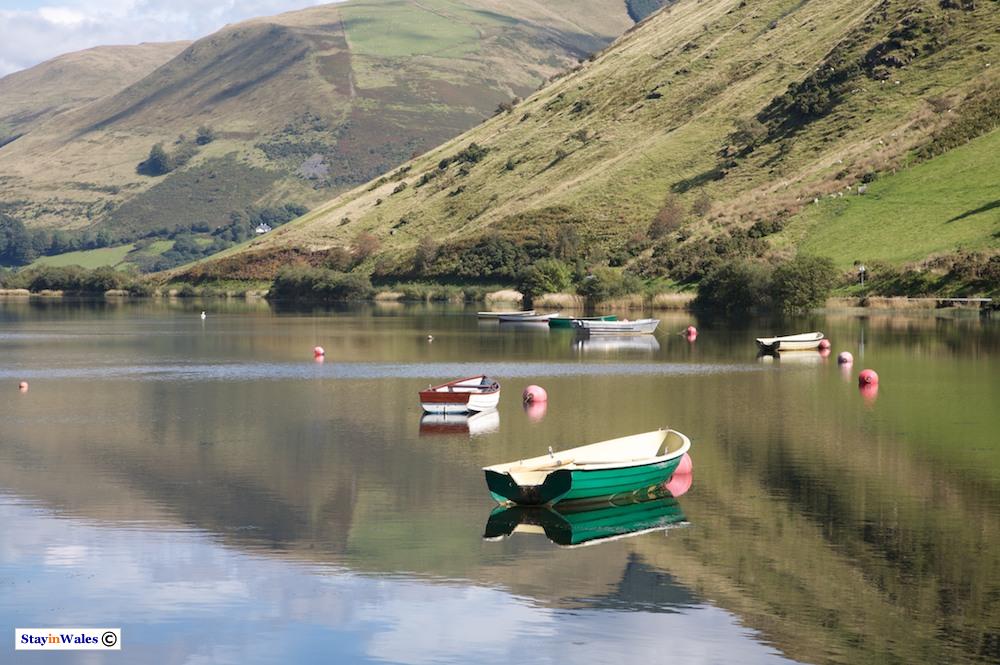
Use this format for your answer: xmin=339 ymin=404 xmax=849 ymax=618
xmin=756 ymin=332 xmax=825 ymax=352
xmin=478 ymin=310 xmax=535 ymax=319
xmin=419 ymin=375 xmax=501 ymax=414
xmin=573 ymin=318 xmax=659 ymax=335
xmin=498 ymin=312 xmax=560 ymax=323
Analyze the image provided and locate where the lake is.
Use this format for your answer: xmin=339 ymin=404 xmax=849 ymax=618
xmin=1 ymin=299 xmax=997 ymax=664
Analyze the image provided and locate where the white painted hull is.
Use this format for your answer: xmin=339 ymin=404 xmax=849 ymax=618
xmin=498 ymin=312 xmax=560 ymax=322
xmin=421 ymin=390 xmax=500 ymax=414
xmin=756 ymin=332 xmax=825 ymax=351
xmin=478 ymin=310 xmax=535 ymax=319
xmin=574 ymin=319 xmax=659 ymax=335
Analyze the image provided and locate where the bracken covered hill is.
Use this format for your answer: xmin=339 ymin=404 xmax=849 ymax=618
xmin=0 ymin=0 xmax=631 ymax=237
xmin=189 ymin=0 xmax=999 ymax=286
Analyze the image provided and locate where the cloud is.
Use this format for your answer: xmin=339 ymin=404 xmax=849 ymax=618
xmin=0 ymin=0 xmax=331 ymax=77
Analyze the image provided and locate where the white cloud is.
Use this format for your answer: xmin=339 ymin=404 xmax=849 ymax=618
xmin=0 ymin=0 xmax=332 ymax=77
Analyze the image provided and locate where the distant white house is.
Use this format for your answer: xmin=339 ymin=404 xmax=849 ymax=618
xmin=254 ymin=223 xmax=272 ymax=235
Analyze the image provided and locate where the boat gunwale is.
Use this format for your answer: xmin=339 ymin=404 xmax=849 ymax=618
xmin=421 ymin=374 xmax=500 ymax=395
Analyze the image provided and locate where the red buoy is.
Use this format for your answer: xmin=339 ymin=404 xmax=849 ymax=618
xmin=858 ymin=369 xmax=879 ymax=386
xmin=818 ymin=338 xmax=831 ymax=350
xmin=522 ymin=385 xmax=548 ymax=404
xmin=313 ymin=346 xmax=325 ymax=358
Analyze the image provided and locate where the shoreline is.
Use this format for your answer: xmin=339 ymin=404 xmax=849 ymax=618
xmin=0 ymin=288 xmax=993 ymax=314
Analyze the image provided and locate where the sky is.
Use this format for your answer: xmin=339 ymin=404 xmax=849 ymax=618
xmin=0 ymin=0 xmax=332 ymax=77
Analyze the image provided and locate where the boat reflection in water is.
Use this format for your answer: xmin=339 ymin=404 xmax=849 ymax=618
xmin=484 ymin=482 xmax=689 ymax=548
xmin=419 ymin=409 xmax=500 ymax=437
xmin=572 ymin=335 xmax=660 ymax=355
xmin=757 ymin=350 xmax=825 ymax=364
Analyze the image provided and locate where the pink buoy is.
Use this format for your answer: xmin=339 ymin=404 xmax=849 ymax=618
xmin=18 ymin=381 xmax=28 ymax=392
xmin=675 ymin=452 xmax=693 ymax=475
xmin=858 ymin=369 xmax=879 ymax=386
xmin=524 ymin=400 xmax=548 ymax=423
xmin=837 ymin=351 xmax=854 ymax=365
xmin=522 ymin=385 xmax=548 ymax=404
xmin=313 ymin=346 xmax=325 ymax=358
xmin=818 ymin=338 xmax=831 ymax=350
xmin=664 ymin=471 xmax=693 ymax=498
xmin=685 ymin=325 xmax=697 ymax=336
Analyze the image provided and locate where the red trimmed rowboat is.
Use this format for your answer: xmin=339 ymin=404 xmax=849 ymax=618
xmin=419 ymin=375 xmax=501 ymax=414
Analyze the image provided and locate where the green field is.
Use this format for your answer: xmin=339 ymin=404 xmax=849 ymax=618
xmin=340 ymin=0 xmax=486 ymax=58
xmin=780 ymin=129 xmax=1000 ymax=269
xmin=31 ymin=244 xmax=134 ymax=269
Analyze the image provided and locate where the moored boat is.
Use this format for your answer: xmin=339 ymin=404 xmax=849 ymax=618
xmin=477 ymin=309 xmax=535 ymax=319
xmin=419 ymin=375 xmax=500 ymax=414
xmin=572 ymin=318 xmax=659 ymax=335
xmin=483 ymin=487 xmax=687 ymax=548
xmin=755 ymin=331 xmax=825 ymax=352
xmin=497 ymin=312 xmax=560 ymax=323
xmin=548 ymin=315 xmax=617 ymax=329
xmin=483 ymin=429 xmax=691 ymax=506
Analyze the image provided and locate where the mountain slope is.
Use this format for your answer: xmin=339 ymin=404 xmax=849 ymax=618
xmin=0 ymin=42 xmax=189 ymax=141
xmin=191 ymin=0 xmax=999 ymax=284
xmin=0 ymin=0 xmax=631 ymax=237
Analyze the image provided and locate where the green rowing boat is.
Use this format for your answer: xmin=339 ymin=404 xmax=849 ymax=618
xmin=548 ymin=315 xmax=617 ymax=329
xmin=483 ymin=485 xmax=687 ymax=547
xmin=483 ymin=429 xmax=691 ymax=506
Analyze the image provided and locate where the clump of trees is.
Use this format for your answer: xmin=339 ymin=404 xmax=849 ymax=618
xmin=270 ymin=266 xmax=374 ymax=301
xmin=0 ymin=265 xmax=148 ymax=295
xmin=694 ymin=254 xmax=837 ymax=315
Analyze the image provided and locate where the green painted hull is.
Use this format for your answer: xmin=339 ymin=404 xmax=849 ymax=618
xmin=548 ymin=315 xmax=617 ymax=329
xmin=484 ymin=486 xmax=687 ymax=547
xmin=485 ymin=456 xmax=684 ymax=506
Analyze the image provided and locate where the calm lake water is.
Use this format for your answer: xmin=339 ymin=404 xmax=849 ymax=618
xmin=1 ymin=299 xmax=997 ymax=664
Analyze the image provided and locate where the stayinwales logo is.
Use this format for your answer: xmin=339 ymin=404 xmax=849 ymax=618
xmin=15 ymin=628 xmax=121 ymax=650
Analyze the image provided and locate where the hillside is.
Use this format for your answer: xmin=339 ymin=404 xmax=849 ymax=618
xmin=0 ymin=42 xmax=189 ymax=141
xmin=0 ymin=0 xmax=631 ymax=244
xmin=186 ymin=0 xmax=999 ymax=289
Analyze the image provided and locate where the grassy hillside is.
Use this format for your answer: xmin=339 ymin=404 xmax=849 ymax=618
xmin=779 ymin=128 xmax=1000 ymax=269
xmin=0 ymin=42 xmax=189 ymax=141
xmin=187 ymin=0 xmax=999 ymax=291
xmin=0 ymin=0 xmax=631 ymax=241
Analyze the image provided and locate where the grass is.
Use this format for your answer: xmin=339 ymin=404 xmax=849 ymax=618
xmin=31 ymin=245 xmax=134 ymax=269
xmin=340 ymin=0 xmax=485 ymax=58
xmin=779 ymin=129 xmax=1000 ymax=269
xmin=0 ymin=0 xmax=628 ymax=241
xmin=214 ymin=0 xmax=999 ymax=287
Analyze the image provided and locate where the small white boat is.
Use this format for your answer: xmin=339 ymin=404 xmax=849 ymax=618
xmin=756 ymin=332 xmax=825 ymax=352
xmin=477 ymin=310 xmax=535 ymax=319
xmin=419 ymin=375 xmax=501 ymax=414
xmin=573 ymin=318 xmax=659 ymax=335
xmin=498 ymin=312 xmax=560 ymax=323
